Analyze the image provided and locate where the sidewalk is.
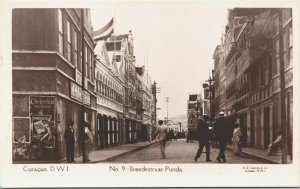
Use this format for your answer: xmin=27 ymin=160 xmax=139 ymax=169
xmin=226 ymin=144 xmax=281 ymax=164
xmin=67 ymin=140 xmax=158 ymax=163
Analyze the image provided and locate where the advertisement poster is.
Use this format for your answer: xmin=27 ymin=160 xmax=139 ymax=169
xmin=29 ymin=96 xmax=56 ymax=161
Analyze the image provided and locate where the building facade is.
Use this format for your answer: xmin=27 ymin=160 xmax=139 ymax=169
xmin=105 ymin=33 xmax=139 ymax=144
xmin=142 ymin=71 xmax=153 ymax=142
xmin=187 ymin=94 xmax=202 ymax=131
xmin=213 ymin=8 xmax=293 ymax=161
xmin=94 ymin=40 xmax=124 ymax=149
xmin=12 ymin=9 xmax=97 ymax=162
xmin=135 ymin=71 xmax=144 ymax=142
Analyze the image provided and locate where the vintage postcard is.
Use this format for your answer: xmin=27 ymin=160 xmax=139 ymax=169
xmin=0 ymin=0 xmax=299 ymax=187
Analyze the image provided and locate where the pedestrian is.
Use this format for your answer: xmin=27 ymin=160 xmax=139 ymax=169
xmin=64 ymin=120 xmax=75 ymax=163
xmin=232 ymin=118 xmax=242 ymax=155
xmin=154 ymin=120 xmax=168 ymax=159
xmin=174 ymin=131 xmax=177 ymax=141
xmin=186 ymin=128 xmax=190 ymax=143
xmin=215 ymin=111 xmax=229 ymax=163
xmin=194 ymin=115 xmax=212 ymax=162
xmin=211 ymin=121 xmax=218 ymax=148
xmin=84 ymin=122 xmax=93 ymax=162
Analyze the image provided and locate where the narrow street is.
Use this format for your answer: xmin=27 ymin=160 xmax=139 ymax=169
xmin=109 ymin=139 xmax=266 ymax=164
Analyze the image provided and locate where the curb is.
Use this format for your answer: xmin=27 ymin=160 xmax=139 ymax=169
xmin=239 ymin=151 xmax=279 ymax=164
xmin=226 ymin=147 xmax=279 ymax=164
xmin=91 ymin=141 xmax=159 ymax=163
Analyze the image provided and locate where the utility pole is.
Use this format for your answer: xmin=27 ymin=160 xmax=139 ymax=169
xmin=278 ymin=9 xmax=287 ymax=164
xmin=206 ymin=76 xmax=215 ymax=121
xmin=151 ymin=81 xmax=160 ymax=127
xmin=165 ymin=97 xmax=169 ymax=123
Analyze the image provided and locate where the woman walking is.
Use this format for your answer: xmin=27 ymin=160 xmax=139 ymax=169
xmin=232 ymin=118 xmax=242 ymax=155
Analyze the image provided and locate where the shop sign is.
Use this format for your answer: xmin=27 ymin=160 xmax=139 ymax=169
xmin=70 ymin=82 xmax=82 ymax=102
xmin=84 ymin=90 xmax=91 ymax=106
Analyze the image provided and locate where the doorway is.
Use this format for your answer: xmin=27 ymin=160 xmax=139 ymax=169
xmin=250 ymin=111 xmax=255 ymax=147
xmin=263 ymin=107 xmax=270 ymax=149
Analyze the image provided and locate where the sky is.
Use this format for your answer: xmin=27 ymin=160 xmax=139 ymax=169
xmin=90 ymin=1 xmax=229 ymax=119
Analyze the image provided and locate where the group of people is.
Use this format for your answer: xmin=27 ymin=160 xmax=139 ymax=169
xmin=64 ymin=112 xmax=243 ymax=162
xmin=153 ymin=112 xmax=243 ymax=161
xmin=64 ymin=120 xmax=93 ymax=163
xmin=194 ymin=111 xmax=243 ymax=163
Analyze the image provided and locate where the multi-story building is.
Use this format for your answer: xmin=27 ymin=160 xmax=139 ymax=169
xmin=135 ymin=69 xmax=143 ymax=142
xmin=135 ymin=66 xmax=152 ymax=142
xmin=94 ymin=40 xmax=124 ymax=149
xmin=213 ymin=46 xmax=221 ymax=116
xmin=142 ymin=71 xmax=153 ymax=142
xmin=94 ymin=31 xmax=155 ymax=145
xmin=271 ymin=9 xmax=293 ymax=158
xmin=108 ymin=32 xmax=137 ymax=144
xmin=12 ymin=9 xmax=96 ymax=162
xmin=213 ymin=8 xmax=293 ymax=161
xmin=187 ymin=94 xmax=202 ymax=132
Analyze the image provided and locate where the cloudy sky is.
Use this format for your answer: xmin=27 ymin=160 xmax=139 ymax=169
xmin=91 ymin=1 xmax=229 ymax=119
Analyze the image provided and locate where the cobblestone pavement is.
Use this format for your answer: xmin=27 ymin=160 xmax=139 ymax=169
xmin=109 ymin=139 xmax=266 ymax=164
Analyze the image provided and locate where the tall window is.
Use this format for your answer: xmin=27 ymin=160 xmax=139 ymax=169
xmin=84 ymin=46 xmax=88 ymax=77
xmin=90 ymin=51 xmax=93 ymax=81
xmin=288 ymin=25 xmax=293 ymax=67
xmin=283 ymin=30 xmax=288 ymax=69
xmin=58 ymin=9 xmax=63 ymax=54
xmin=274 ymin=39 xmax=280 ymax=75
xmin=74 ymin=30 xmax=78 ymax=68
xmin=67 ymin=21 xmax=71 ymax=62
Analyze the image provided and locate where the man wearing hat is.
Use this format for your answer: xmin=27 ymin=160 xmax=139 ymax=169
xmin=215 ymin=111 xmax=229 ymax=163
xmin=194 ymin=115 xmax=212 ymax=162
xmin=64 ymin=120 xmax=75 ymax=163
xmin=154 ymin=120 xmax=168 ymax=159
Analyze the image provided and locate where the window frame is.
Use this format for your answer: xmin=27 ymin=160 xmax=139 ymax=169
xmin=58 ymin=9 xmax=64 ymax=55
xmin=67 ymin=20 xmax=72 ymax=62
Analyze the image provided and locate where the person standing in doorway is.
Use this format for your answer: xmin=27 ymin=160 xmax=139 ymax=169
xmin=215 ymin=111 xmax=229 ymax=163
xmin=64 ymin=120 xmax=75 ymax=163
xmin=194 ymin=115 xmax=212 ymax=162
xmin=84 ymin=122 xmax=93 ymax=162
xmin=155 ymin=120 xmax=168 ymax=159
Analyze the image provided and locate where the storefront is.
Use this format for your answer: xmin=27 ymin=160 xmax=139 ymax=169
xmin=125 ymin=119 xmax=136 ymax=144
xmin=12 ymin=94 xmax=96 ymax=163
xmin=13 ymin=96 xmax=57 ymax=162
xmin=96 ymin=112 xmax=121 ymax=149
